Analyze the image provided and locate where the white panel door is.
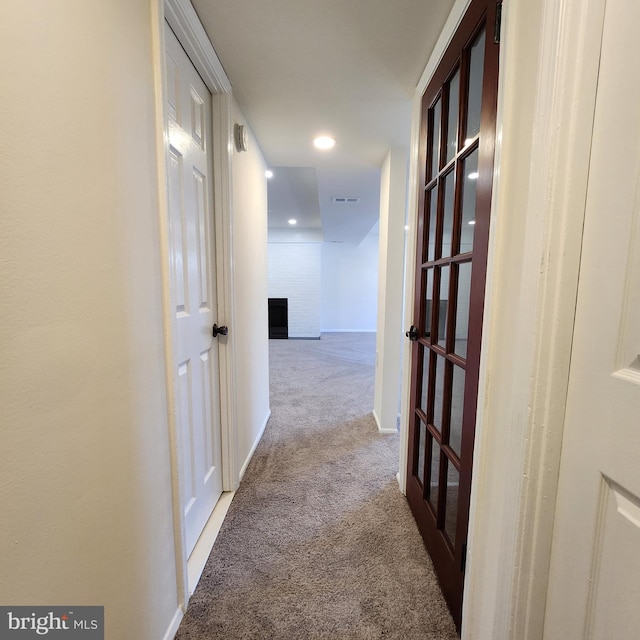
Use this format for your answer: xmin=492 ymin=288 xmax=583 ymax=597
xmin=165 ymin=24 xmax=223 ymax=557
xmin=544 ymin=1 xmax=640 ymax=637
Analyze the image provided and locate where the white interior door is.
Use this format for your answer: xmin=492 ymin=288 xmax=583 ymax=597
xmin=544 ymin=1 xmax=640 ymax=637
xmin=165 ymin=23 xmax=223 ymax=557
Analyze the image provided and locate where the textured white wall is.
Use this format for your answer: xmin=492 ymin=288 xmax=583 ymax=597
xmin=268 ymin=243 xmax=322 ymax=338
xmin=231 ymin=101 xmax=271 ymax=472
xmin=321 ymin=232 xmax=379 ymax=332
xmin=374 ymin=148 xmax=408 ymax=433
xmin=0 ymin=3 xmax=178 ymax=638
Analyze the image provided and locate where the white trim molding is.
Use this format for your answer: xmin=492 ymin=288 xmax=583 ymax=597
xmin=187 ymin=491 xmax=236 ymax=593
xmin=163 ymin=0 xmax=238 ymax=491
xmin=164 ymin=0 xmax=231 ymax=94
xmin=155 ymin=0 xmax=238 ymax=615
xmin=162 ymin=607 xmax=184 ymax=640
xmin=372 ymin=409 xmax=399 ymax=435
xmin=150 ymin=0 xmax=190 ymax=613
xmin=211 ymin=91 xmax=239 ymax=492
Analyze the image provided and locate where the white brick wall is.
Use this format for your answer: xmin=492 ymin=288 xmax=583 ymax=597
xmin=268 ymin=242 xmax=321 ymax=338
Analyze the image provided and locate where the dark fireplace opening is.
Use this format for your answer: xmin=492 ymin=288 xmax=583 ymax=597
xmin=268 ymin=298 xmax=288 ymax=339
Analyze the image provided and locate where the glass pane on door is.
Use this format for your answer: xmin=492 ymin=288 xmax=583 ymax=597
xmin=420 ymin=345 xmax=430 ymax=412
xmin=417 ymin=420 xmax=427 ymax=485
xmin=454 ymin=262 xmax=472 ymax=358
xmin=444 ymin=462 xmax=460 ymax=545
xmin=435 ymin=266 xmax=450 ymax=347
xmin=430 ymin=98 xmax=442 ymax=180
xmin=442 ymin=171 xmax=455 ymax=258
xmin=450 ymin=365 xmax=465 ymax=456
xmin=466 ymin=29 xmax=486 ymax=141
xmin=432 ymin=354 xmax=446 ymax=432
xmin=424 ymin=268 xmax=434 ymax=338
xmin=460 ymin=151 xmax=479 ymax=252
xmin=427 ymin=438 xmax=441 ymax=511
xmin=446 ymin=69 xmax=461 ymax=162
xmin=427 ymin=187 xmax=438 ymax=262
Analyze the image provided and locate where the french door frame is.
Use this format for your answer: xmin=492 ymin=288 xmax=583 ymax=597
xmin=400 ymin=0 xmax=608 ymax=637
xmin=151 ymin=0 xmax=238 ymax=619
xmin=405 ymin=0 xmax=499 ymax=627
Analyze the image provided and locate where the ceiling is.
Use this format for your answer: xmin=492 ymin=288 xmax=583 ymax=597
xmin=191 ymin=0 xmax=456 ymax=243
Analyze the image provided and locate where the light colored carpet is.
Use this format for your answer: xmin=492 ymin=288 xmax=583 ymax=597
xmin=175 ymin=332 xmax=457 ymax=639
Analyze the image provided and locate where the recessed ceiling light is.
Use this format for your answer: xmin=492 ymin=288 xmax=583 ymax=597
xmin=468 ymin=220 xmax=476 ymax=225
xmin=468 ymin=172 xmax=479 ymax=180
xmin=288 ymin=219 xmax=297 ymax=225
xmin=265 ymin=170 xmax=274 ymax=178
xmin=313 ymin=135 xmax=336 ymax=150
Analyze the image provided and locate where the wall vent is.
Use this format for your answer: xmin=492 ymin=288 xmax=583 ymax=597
xmin=332 ymin=197 xmax=360 ymax=203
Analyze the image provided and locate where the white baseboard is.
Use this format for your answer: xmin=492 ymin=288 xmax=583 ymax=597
xmin=187 ymin=491 xmax=235 ymax=594
xmin=372 ymin=409 xmax=398 ymax=434
xmin=321 ymin=329 xmax=377 ymax=333
xmin=239 ymin=410 xmax=271 ymax=481
xmin=162 ymin=607 xmax=183 ymax=640
xmin=396 ymin=471 xmax=406 ymax=495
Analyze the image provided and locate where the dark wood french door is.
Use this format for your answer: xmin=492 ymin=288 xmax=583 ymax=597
xmin=405 ymin=0 xmax=500 ymax=630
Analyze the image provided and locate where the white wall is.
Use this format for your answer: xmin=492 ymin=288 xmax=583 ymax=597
xmin=462 ymin=0 xmax=603 ymax=635
xmin=269 ymin=228 xmax=323 ymax=243
xmin=231 ymin=101 xmax=271 ymax=473
xmin=268 ymin=242 xmax=322 ymax=338
xmin=269 ymin=227 xmax=378 ymax=335
xmin=374 ymin=148 xmax=408 ymax=433
xmin=321 ymin=231 xmax=379 ymax=332
xmin=0 ymin=3 xmax=178 ymax=638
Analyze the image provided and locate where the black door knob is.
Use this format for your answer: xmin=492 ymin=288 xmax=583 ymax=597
xmin=405 ymin=325 xmax=419 ymax=341
xmin=212 ymin=324 xmax=228 ymax=337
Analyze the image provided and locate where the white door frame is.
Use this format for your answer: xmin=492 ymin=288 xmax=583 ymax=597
xmin=400 ymin=0 xmax=607 ymax=637
xmin=150 ymin=0 xmax=238 ymax=613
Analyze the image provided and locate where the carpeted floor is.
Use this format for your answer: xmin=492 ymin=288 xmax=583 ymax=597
xmin=175 ymin=332 xmax=458 ymax=639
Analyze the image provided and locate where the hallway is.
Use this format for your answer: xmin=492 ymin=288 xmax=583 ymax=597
xmin=176 ymin=334 xmax=456 ymax=639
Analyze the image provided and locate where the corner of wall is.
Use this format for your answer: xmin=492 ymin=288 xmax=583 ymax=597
xmin=229 ymin=100 xmax=271 ymax=473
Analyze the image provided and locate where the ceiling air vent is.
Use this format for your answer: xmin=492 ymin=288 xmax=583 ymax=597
xmin=332 ymin=197 xmax=360 ymax=204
